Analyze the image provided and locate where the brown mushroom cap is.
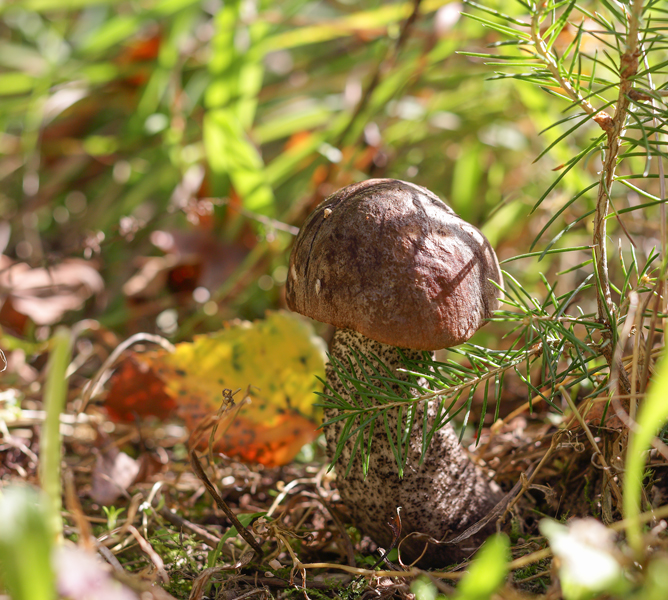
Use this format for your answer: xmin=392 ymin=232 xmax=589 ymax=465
xmin=286 ymin=179 xmax=503 ymax=351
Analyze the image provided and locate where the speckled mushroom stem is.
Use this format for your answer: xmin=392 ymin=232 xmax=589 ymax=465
xmin=326 ymin=328 xmax=502 ymax=568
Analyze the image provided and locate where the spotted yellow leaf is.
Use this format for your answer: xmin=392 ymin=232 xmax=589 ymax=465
xmin=109 ymin=311 xmax=326 ymax=466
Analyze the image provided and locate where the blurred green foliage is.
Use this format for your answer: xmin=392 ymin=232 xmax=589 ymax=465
xmin=0 ymin=486 xmax=56 ymax=600
xmin=0 ymin=0 xmax=609 ymax=340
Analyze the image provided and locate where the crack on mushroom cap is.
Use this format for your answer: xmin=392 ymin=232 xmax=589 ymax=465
xmin=286 ymin=179 xmax=503 ymax=350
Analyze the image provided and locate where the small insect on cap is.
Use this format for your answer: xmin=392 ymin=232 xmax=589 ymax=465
xmin=286 ymin=179 xmax=503 ymax=351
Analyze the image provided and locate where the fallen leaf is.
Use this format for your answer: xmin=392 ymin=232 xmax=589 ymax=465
xmin=0 ymin=296 xmax=29 ymax=337
xmin=584 ymin=400 xmax=625 ymax=430
xmin=123 ymin=230 xmax=248 ymax=299
xmin=90 ymin=447 xmax=140 ymax=506
xmin=0 ymin=255 xmax=104 ymax=327
xmin=106 ymin=311 xmax=326 ymax=466
xmin=105 ymin=356 xmax=177 ymax=422
xmin=55 ymin=546 xmax=138 ymax=600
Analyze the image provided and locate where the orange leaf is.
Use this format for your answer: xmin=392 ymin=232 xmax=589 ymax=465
xmin=106 ymin=357 xmax=177 ymax=421
xmin=107 ymin=311 xmax=326 ymax=466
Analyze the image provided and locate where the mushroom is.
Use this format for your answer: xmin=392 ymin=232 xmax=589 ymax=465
xmin=286 ymin=179 xmax=503 ymax=567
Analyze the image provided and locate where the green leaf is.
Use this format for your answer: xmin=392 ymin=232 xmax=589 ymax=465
xmin=411 ymin=577 xmax=438 ymax=600
xmin=624 ymin=340 xmax=668 ymax=554
xmin=260 ymin=0 xmax=450 ymax=51
xmin=0 ymin=72 xmax=35 ymax=95
xmin=529 ymin=136 xmax=604 ymax=222
xmin=204 ymin=109 xmax=275 ymax=214
xmin=40 ymin=327 xmax=72 ymax=543
xmin=455 ymin=534 xmax=509 ymax=600
xmin=462 ymin=12 xmax=532 ymax=39
xmin=78 ymin=15 xmax=142 ymax=54
xmin=463 ymin=1 xmax=530 ymax=26
xmin=0 ymin=487 xmax=56 ymax=600
xmin=501 ymin=245 xmax=593 ymax=263
xmin=207 ymin=512 xmax=265 ymax=568
xmin=450 ymin=141 xmax=483 ymax=220
xmin=14 ymin=0 xmax=116 ymax=9
xmin=544 ymin=0 xmax=577 ymax=52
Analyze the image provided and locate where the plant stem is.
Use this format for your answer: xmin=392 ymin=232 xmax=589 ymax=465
xmin=530 ymin=1 xmax=645 ymax=391
xmin=40 ymin=327 xmax=72 ymax=543
xmin=591 ymin=1 xmax=645 ymax=396
xmin=593 ymin=0 xmax=644 ymax=325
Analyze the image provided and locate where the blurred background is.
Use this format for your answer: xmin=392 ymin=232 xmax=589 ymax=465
xmin=0 ymin=0 xmax=564 ymax=343
xmin=0 ymin=0 xmax=663 ymax=354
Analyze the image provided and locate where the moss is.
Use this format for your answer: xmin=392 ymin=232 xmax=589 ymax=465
xmin=512 ymin=557 xmax=552 ymax=594
xmin=509 ymin=514 xmax=522 ymax=543
xmin=161 ymin=577 xmax=194 ymax=598
xmin=584 ymin=474 xmax=601 ymax=518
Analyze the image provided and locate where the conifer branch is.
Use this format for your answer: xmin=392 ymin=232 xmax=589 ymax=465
xmin=593 ymin=1 xmax=644 ymax=393
xmin=529 ymin=2 xmax=614 ymax=131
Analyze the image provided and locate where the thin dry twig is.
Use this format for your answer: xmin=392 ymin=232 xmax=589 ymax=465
xmin=202 ymin=197 xmax=300 ymax=236
xmin=64 ymin=470 xmax=95 ymax=552
xmin=0 ymin=418 xmax=39 ymax=464
xmin=495 ymin=442 xmax=559 ymax=529
xmin=304 ymin=490 xmax=357 ymax=568
xmin=157 ymin=504 xmax=223 ymax=550
xmin=190 ymin=449 xmax=264 ymax=559
xmin=127 ymin=524 xmax=170 ymax=584
xmin=77 ymin=332 xmax=175 ymax=414
xmin=188 ymin=558 xmax=255 ymax=600
xmin=559 ymin=386 xmax=624 ymax=508
xmin=610 ymin=291 xmax=639 ymax=402
xmin=235 ymin=575 xmax=354 ymax=590
xmin=508 ymin=548 xmax=552 ymax=571
xmin=97 ymin=544 xmax=126 ymax=574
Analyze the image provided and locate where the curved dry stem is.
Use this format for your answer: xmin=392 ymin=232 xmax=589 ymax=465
xmin=77 ymin=332 xmax=176 ymax=414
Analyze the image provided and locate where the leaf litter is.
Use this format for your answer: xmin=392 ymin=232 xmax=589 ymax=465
xmin=4 ymin=308 xmax=668 ymax=600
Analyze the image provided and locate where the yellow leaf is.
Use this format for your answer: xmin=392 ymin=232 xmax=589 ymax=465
xmin=137 ymin=311 xmax=326 ymax=466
